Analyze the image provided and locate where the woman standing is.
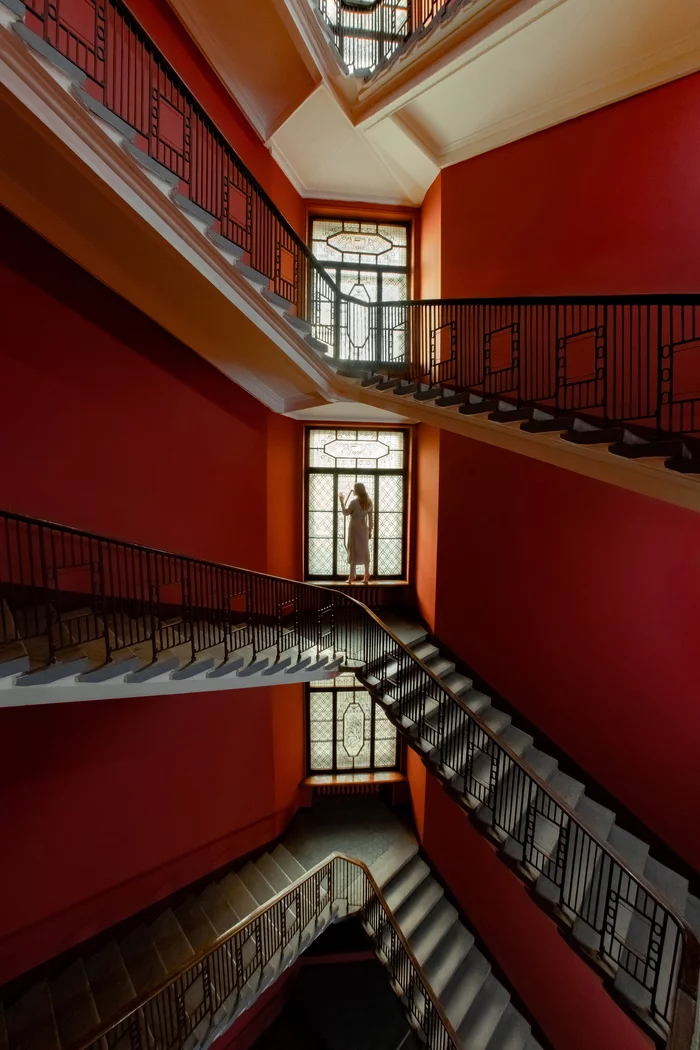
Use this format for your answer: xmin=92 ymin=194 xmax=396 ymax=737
xmin=339 ymin=483 xmax=373 ymax=585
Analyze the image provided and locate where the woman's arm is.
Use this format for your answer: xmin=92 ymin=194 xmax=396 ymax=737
xmin=339 ymin=493 xmax=353 ymax=516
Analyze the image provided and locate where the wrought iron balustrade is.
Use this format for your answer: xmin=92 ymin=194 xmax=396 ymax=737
xmin=18 ymin=1 xmax=700 ymax=441
xmin=59 ymin=854 xmax=459 ymax=1050
xmin=316 ymin=0 xmax=458 ymax=72
xmin=0 ymin=505 xmax=698 ymax=1046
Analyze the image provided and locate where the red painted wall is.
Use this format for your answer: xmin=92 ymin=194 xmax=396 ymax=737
xmin=0 ymin=684 xmax=305 ymax=984
xmin=419 ymin=429 xmax=700 ymax=872
xmin=435 ymin=72 xmax=700 ymax=297
xmin=414 ymin=424 xmax=440 ymax=628
xmin=420 ymin=777 xmax=650 ymax=1050
xmin=0 ymin=209 xmax=307 ymax=981
xmin=128 ymin=0 xmax=305 ymax=236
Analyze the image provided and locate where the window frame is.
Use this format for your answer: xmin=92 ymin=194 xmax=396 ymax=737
xmin=308 ymin=215 xmax=412 ymax=305
xmin=304 ymin=425 xmax=411 ymax=582
xmin=305 ymin=678 xmax=400 ymax=776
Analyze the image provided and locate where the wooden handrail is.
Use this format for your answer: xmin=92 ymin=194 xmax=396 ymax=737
xmin=69 ymin=852 xmax=461 ymax=1050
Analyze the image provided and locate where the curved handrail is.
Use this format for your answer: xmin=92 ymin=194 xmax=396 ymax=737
xmin=1 ymin=504 xmax=697 ymax=1043
xmin=68 ymin=852 xmax=461 ymax=1050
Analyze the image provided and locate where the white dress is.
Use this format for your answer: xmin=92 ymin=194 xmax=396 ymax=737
xmin=345 ymin=498 xmax=372 ymax=567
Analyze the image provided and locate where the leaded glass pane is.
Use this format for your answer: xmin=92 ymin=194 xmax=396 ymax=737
xmin=306 ymin=428 xmax=407 ymax=581
xmin=308 ymin=673 xmax=397 ymax=774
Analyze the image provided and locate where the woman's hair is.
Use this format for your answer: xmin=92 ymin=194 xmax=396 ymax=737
xmin=354 ymin=482 xmax=372 ymax=511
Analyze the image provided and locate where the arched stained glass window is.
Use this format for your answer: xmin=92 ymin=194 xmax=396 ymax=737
xmin=308 ymin=673 xmax=398 ymax=773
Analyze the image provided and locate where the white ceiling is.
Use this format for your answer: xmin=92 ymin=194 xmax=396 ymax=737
xmin=269 ymin=0 xmax=700 ymax=204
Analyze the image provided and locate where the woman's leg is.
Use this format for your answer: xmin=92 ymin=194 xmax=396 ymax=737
xmin=362 ymin=560 xmax=370 ymax=584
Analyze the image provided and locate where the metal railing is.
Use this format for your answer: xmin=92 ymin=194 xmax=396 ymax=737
xmin=317 ymin=0 xmax=458 ymax=72
xmin=20 ymin=0 xmax=700 ymax=440
xmin=1 ymin=506 xmax=698 ymax=1045
xmin=67 ymin=854 xmax=459 ymax=1050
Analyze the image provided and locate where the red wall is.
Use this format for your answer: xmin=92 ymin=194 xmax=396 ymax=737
xmin=127 ymin=0 xmax=305 ymax=236
xmin=0 ymin=684 xmax=305 ymax=984
xmin=420 ymin=429 xmax=700 ymax=871
xmin=0 ymin=209 xmax=308 ymax=981
xmin=434 ymin=72 xmax=700 ymax=297
xmin=420 ymin=777 xmax=650 ymax=1050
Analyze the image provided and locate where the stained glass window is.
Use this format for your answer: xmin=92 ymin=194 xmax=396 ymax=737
xmin=307 ymin=673 xmax=398 ymax=773
xmin=310 ymin=218 xmax=410 ymax=362
xmin=306 ymin=427 xmax=408 ymax=581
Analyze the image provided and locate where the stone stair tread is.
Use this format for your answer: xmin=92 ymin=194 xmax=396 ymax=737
xmin=408 ymin=898 xmax=459 ymax=966
xmin=545 ymin=769 xmax=585 ymax=808
xmin=461 ymin=689 xmax=491 ymax=715
xmin=6 ymin=983 xmax=60 ymax=1050
xmin=424 ymin=655 xmax=455 ymax=678
xmin=393 ymin=875 xmax=444 ymax=939
xmin=271 ymin=844 xmax=307 ymax=882
xmin=574 ymin=796 xmax=616 ymax=840
xmin=84 ymin=940 xmax=137 ymax=1023
xmin=423 ymin=922 xmax=475 ymax=997
xmin=255 ymin=853 xmax=291 ymax=894
xmin=370 ymin=838 xmax=419 ymax=889
xmin=197 ymin=883 xmax=239 ymax=936
xmin=643 ymin=856 xmax=689 ymax=912
xmin=383 ymin=855 xmax=431 ymax=913
xmin=149 ymin=909 xmax=196 ymax=971
xmin=442 ymin=671 xmax=472 ymax=696
xmin=411 ymin=641 xmax=440 ymax=663
xmin=218 ymin=872 xmax=259 ymax=921
xmin=478 ymin=705 xmax=511 ymax=735
xmin=519 ymin=746 xmax=558 ymax=783
xmin=378 ymin=613 xmax=427 ymax=648
xmin=174 ymin=898 xmax=218 ymax=953
xmin=49 ymin=959 xmax=100 ymax=1050
xmin=458 ymin=973 xmax=510 ymax=1050
xmin=497 ymin=723 xmax=534 ymax=755
xmin=238 ymin=861 xmax=277 ymax=907
xmin=607 ymin=825 xmax=650 ymax=876
xmin=440 ymin=945 xmax=491 ymax=1030
xmin=487 ymin=1003 xmax=532 ymax=1050
xmin=119 ymin=925 xmax=168 ymax=996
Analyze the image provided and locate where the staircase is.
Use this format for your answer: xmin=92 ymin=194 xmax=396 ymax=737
xmin=372 ymin=610 xmax=700 ymax=1043
xmin=0 ymin=802 xmax=542 ymax=1050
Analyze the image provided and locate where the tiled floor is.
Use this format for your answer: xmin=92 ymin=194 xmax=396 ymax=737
xmin=282 ymin=795 xmax=416 ymax=874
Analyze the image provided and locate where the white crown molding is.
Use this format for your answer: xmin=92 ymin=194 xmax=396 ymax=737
xmin=435 ymin=28 xmax=700 ymax=167
xmin=268 ymin=134 xmax=420 ymax=206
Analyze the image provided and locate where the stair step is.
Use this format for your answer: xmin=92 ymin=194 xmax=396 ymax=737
xmin=441 ymin=671 xmax=472 ymax=696
xmin=410 ymin=640 xmax=439 ymax=663
xmin=520 ymin=415 xmax=576 ymax=434
xmin=5 ymin=983 xmax=60 ymax=1050
xmin=393 ymin=875 xmax=444 ymax=939
xmin=118 ymin=925 xmax=167 ymax=995
xmin=197 ymin=883 xmax=239 ymax=936
xmin=408 ymin=898 xmax=458 ymax=967
xmin=218 ymin=872 xmax=259 ymax=921
xmin=458 ymin=973 xmax=510 ymax=1049
xmin=174 ymin=898 xmax=218 ymax=953
xmin=370 ymin=839 xmax=419 ymax=890
xmin=478 ymin=705 xmax=511 ymax=735
xmin=424 ymin=654 xmax=455 ymax=679
xmin=564 ymin=426 xmax=625 ymax=445
xmin=383 ymin=855 xmax=431 ymax=913
xmin=461 ymin=688 xmax=491 ymax=715
xmin=546 ymin=770 xmax=585 ymax=809
xmin=255 ymin=854 xmax=291 ymax=894
xmin=84 ymin=941 xmax=136 ymax=1023
xmin=441 ymin=945 xmax=491 ymax=1030
xmin=423 ymin=922 xmax=475 ymax=997
xmin=574 ymin=796 xmax=616 ymax=840
xmin=271 ymin=844 xmax=307 ymax=883
xmin=149 ymin=909 xmax=195 ymax=971
xmin=609 ymin=438 xmax=683 ymax=460
xmin=50 ymin=959 xmax=100 ymax=1050
xmin=487 ymin=1003 xmax=532 ymax=1050
xmin=459 ymin=398 xmax=498 ymax=416
xmin=686 ymin=893 xmax=700 ymax=938
xmin=238 ymin=862 xmax=277 ymax=907
xmin=488 ymin=406 xmax=533 ymax=423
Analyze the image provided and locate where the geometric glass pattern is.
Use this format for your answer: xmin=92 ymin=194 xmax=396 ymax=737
xmin=307 ymin=672 xmax=398 ymax=773
xmin=310 ymin=219 xmax=410 ymax=361
xmin=306 ymin=428 xmax=408 ymax=581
